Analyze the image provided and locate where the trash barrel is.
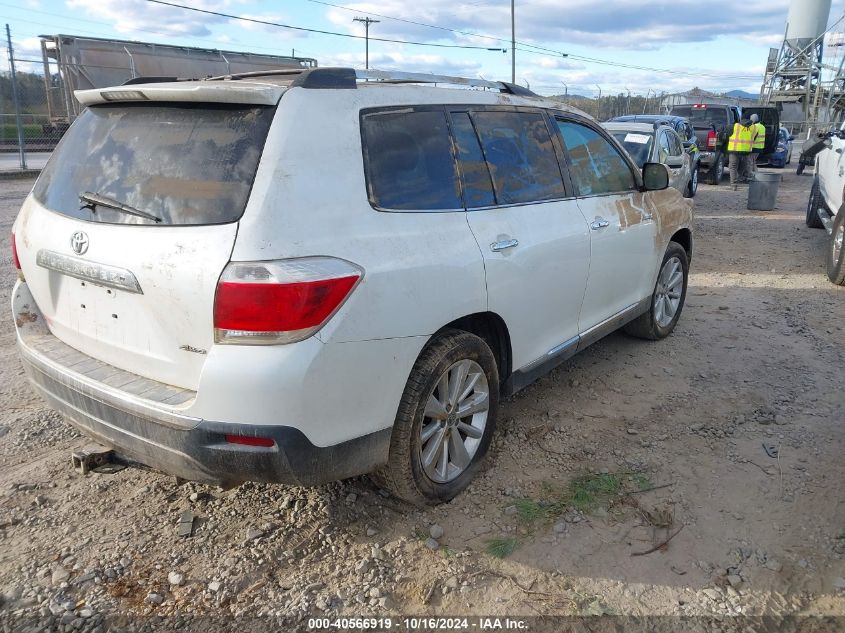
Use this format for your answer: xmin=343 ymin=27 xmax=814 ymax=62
xmin=747 ymin=172 xmax=781 ymax=211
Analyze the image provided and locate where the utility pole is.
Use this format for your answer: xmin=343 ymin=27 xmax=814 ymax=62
xmin=353 ymin=16 xmax=380 ymax=70
xmin=5 ymin=24 xmax=27 ymax=170
xmin=510 ymin=0 xmax=515 ymax=84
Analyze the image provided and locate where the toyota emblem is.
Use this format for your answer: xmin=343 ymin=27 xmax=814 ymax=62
xmin=70 ymin=231 xmax=89 ymax=255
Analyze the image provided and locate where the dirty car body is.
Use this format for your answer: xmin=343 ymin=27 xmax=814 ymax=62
xmin=11 ymin=68 xmax=694 ymax=503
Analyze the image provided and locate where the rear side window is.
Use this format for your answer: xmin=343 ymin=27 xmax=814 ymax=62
xmin=450 ymin=112 xmax=495 ymax=208
xmin=557 ymin=120 xmax=636 ymax=196
xmin=361 ymin=109 xmax=461 ymax=211
xmin=471 ymin=111 xmax=565 ymax=205
xmin=33 ymin=103 xmax=275 ymax=225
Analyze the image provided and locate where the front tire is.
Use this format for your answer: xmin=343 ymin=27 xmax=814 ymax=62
xmin=806 ymin=179 xmax=825 ymax=229
xmin=372 ymin=330 xmax=499 ymax=505
xmin=624 ymin=242 xmax=689 ymax=340
xmin=828 ymin=210 xmax=845 ymax=286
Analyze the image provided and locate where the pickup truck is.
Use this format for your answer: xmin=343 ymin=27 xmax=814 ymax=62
xmin=806 ymin=127 xmax=845 ymax=285
xmin=669 ymin=103 xmax=779 ymax=185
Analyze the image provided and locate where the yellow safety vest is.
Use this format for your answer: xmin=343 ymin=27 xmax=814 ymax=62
xmin=727 ymin=123 xmax=753 ymax=153
xmin=752 ymin=122 xmax=766 ymax=150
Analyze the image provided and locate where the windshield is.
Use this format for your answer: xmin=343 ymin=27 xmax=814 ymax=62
xmin=671 ymin=105 xmax=728 ymax=129
xmin=611 ymin=131 xmax=653 ymax=168
xmin=33 ymin=103 xmax=275 ymax=225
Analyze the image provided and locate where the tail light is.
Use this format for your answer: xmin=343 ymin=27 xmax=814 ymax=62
xmin=224 ymin=434 xmax=275 ymax=448
xmin=707 ymin=130 xmax=717 ymax=150
xmin=11 ymin=232 xmax=23 ymax=281
xmin=213 ymin=257 xmax=363 ymax=345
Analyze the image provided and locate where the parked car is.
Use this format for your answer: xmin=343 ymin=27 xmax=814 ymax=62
xmin=603 ymin=121 xmax=696 ymax=197
xmin=759 ymin=127 xmax=793 ymax=168
xmin=608 ymin=114 xmax=700 ymax=165
xmin=805 ymin=127 xmax=845 ymax=285
xmin=669 ymin=103 xmax=779 ymax=185
xmin=10 ymin=68 xmax=694 ymax=505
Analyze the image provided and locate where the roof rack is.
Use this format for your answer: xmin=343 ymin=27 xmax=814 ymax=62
xmin=203 ymin=67 xmax=537 ymax=96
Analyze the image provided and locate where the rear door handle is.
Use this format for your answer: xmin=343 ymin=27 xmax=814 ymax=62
xmin=490 ymin=238 xmax=519 ymax=252
xmin=590 ymin=218 xmax=610 ymax=230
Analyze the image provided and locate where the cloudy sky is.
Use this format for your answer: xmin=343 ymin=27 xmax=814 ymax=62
xmin=2 ymin=0 xmax=844 ymax=96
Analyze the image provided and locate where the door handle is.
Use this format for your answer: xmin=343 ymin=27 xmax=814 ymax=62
xmin=490 ymin=238 xmax=519 ymax=252
xmin=590 ymin=218 xmax=610 ymax=230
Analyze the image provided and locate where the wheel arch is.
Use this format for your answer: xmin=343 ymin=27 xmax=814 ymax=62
xmin=434 ymin=312 xmax=512 ymax=392
xmin=670 ymin=228 xmax=693 ymax=261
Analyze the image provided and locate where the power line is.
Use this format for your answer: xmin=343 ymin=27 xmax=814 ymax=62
xmin=143 ymin=0 xmax=505 ymax=51
xmin=302 ymin=0 xmax=761 ymax=80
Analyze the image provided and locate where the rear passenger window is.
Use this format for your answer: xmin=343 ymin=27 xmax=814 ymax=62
xmin=450 ymin=112 xmax=496 ymax=208
xmin=556 ymin=120 xmax=636 ymax=196
xmin=471 ymin=111 xmax=565 ymax=205
xmin=361 ymin=109 xmax=461 ymax=211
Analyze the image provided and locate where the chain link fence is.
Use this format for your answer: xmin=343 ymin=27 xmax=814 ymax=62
xmin=2 ymin=26 xmax=59 ymax=172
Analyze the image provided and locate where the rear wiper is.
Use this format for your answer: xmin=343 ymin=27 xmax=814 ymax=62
xmin=79 ymin=191 xmax=162 ymax=223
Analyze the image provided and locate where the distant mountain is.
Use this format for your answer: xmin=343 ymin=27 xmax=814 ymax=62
xmin=724 ymin=89 xmax=758 ymax=100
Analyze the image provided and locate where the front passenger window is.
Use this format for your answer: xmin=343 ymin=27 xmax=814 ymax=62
xmin=556 ymin=120 xmax=636 ymax=196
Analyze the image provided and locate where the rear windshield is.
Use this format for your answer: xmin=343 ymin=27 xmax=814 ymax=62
xmin=33 ymin=103 xmax=275 ymax=225
xmin=611 ymin=131 xmax=653 ymax=168
xmin=670 ymin=106 xmax=727 ymax=129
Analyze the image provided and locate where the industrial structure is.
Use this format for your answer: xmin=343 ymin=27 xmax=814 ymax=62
xmin=38 ymin=34 xmax=318 ymax=131
xmin=760 ymin=0 xmax=843 ymax=130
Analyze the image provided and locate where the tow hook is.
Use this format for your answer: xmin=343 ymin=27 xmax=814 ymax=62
xmin=71 ymin=444 xmax=121 ymax=475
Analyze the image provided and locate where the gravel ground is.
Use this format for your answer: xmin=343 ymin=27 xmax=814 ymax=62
xmin=1 ymin=169 xmax=844 ymax=632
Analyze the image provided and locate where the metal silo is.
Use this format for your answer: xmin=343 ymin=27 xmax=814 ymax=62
xmin=786 ymin=0 xmax=832 ymax=49
xmin=761 ymin=0 xmax=835 ymax=130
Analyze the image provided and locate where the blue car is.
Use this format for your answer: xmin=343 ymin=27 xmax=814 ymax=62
xmin=761 ymin=127 xmax=794 ymax=168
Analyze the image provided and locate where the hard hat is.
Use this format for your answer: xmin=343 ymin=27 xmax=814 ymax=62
xmin=750 ymin=114 xmax=759 ymax=123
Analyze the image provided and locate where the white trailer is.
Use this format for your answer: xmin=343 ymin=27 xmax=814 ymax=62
xmin=38 ymin=34 xmax=317 ymax=131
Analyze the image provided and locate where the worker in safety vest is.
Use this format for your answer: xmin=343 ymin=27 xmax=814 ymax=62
xmin=749 ymin=113 xmax=766 ymax=176
xmin=727 ymin=117 xmax=754 ymax=190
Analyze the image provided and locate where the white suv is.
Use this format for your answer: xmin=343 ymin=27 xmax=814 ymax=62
xmin=11 ymin=68 xmax=693 ymax=504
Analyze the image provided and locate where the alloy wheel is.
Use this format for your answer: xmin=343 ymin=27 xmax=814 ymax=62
xmin=834 ymin=221 xmax=844 ymax=265
xmin=654 ymin=256 xmax=684 ymax=328
xmin=419 ymin=359 xmax=489 ymax=483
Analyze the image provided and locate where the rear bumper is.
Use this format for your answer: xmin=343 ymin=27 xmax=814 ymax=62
xmin=13 ymin=282 xmax=390 ymax=487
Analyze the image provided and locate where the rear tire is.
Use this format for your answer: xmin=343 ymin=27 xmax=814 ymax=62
xmin=828 ymin=210 xmax=845 ymax=286
xmin=372 ymin=330 xmax=499 ymax=506
xmin=806 ymin=179 xmax=825 ymax=229
xmin=624 ymin=242 xmax=689 ymax=341
xmin=707 ymin=153 xmax=724 ymax=185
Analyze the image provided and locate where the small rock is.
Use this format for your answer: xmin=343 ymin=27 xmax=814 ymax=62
xmin=444 ymin=576 xmax=459 ymax=589
xmin=727 ymin=575 xmax=743 ymax=588
xmin=702 ymin=588 xmax=721 ymax=601
xmin=378 ymin=595 xmax=394 ymax=609
xmin=765 ymin=559 xmax=783 ymax=572
xmin=369 ymin=587 xmax=382 ymax=599
xmin=424 ymin=538 xmax=440 ymax=551
xmin=168 ymin=571 xmax=184 ymax=586
xmin=208 ymin=581 xmax=222 ymax=592
xmin=189 ymin=492 xmax=200 ymax=502
xmin=78 ymin=608 xmax=93 ymax=619
xmin=366 ymin=527 xmax=378 ymax=537
xmin=832 ymin=578 xmax=845 ymax=590
xmin=346 ymin=493 xmax=358 ymax=503
xmin=245 ymin=527 xmax=264 ymax=542
xmin=553 ymin=521 xmax=567 ymax=534
xmin=690 ymin=423 xmax=704 ymax=432
xmin=51 ymin=567 xmax=71 ymax=585
xmin=503 ymin=505 xmax=518 ymax=516
xmin=626 ymin=428 xmax=639 ymax=435
xmin=429 ymin=524 xmax=444 ymax=540
xmin=145 ymin=593 xmax=164 ymax=606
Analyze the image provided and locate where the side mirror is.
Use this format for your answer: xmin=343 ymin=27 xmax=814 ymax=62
xmin=642 ymin=162 xmax=669 ymax=191
xmin=788 ymin=135 xmax=795 ymax=141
